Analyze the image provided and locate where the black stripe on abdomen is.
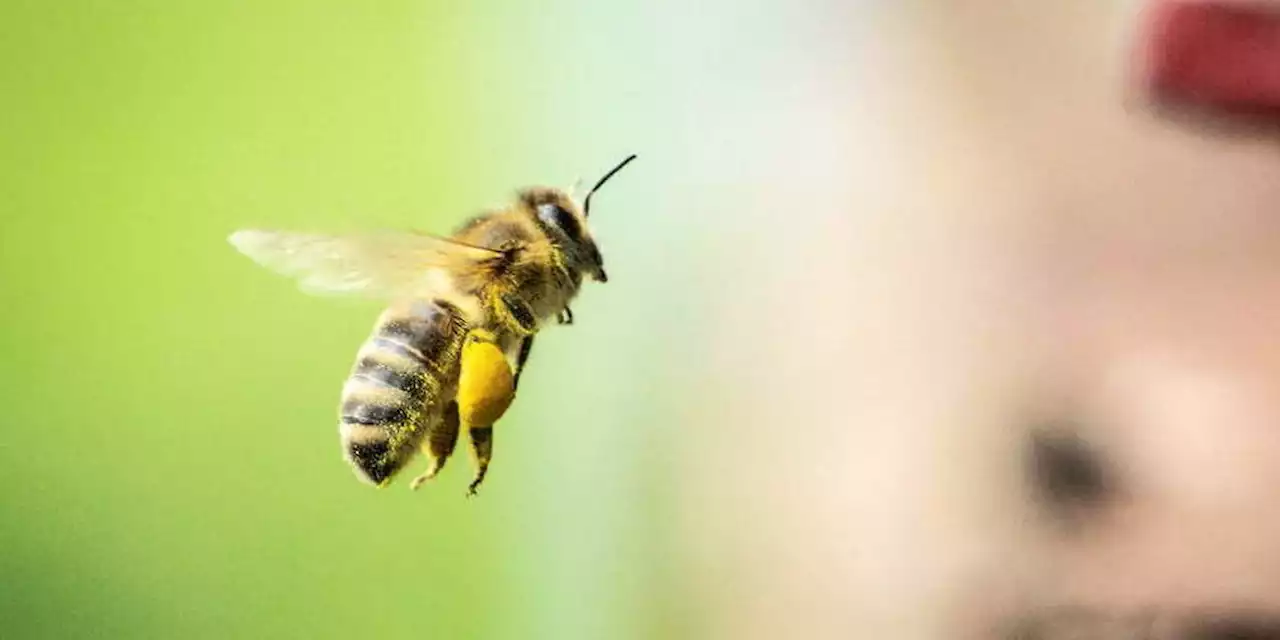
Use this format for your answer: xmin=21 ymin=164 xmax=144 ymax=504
xmin=370 ymin=337 xmax=429 ymax=366
xmin=351 ymin=356 xmax=426 ymax=401
xmin=340 ymin=399 xmax=408 ymax=426
xmin=378 ymin=299 xmax=465 ymax=368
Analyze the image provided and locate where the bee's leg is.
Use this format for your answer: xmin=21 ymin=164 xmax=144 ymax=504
xmin=466 ymin=426 xmax=493 ymax=497
xmin=410 ymin=401 xmax=460 ymax=490
xmin=498 ymin=293 xmax=537 ymax=335
xmin=456 ymin=327 xmax=513 ymax=497
xmin=557 ymin=306 xmax=574 ymax=326
xmin=512 ymin=336 xmax=535 ymax=392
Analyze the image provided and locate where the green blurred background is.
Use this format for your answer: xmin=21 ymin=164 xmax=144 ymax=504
xmin=0 ymin=1 xmax=694 ymax=637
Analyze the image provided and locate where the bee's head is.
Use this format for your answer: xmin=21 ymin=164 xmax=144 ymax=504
xmin=521 ymin=188 xmax=607 ymax=283
xmin=520 ymin=155 xmax=636 ymax=285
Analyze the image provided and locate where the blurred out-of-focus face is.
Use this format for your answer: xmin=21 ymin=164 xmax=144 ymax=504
xmin=678 ymin=1 xmax=1280 ymax=638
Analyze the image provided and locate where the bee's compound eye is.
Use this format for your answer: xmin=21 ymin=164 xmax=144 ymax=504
xmin=537 ymin=203 xmax=582 ymax=239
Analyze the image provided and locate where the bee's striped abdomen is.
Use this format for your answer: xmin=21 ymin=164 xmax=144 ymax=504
xmin=340 ymin=298 xmax=468 ymax=486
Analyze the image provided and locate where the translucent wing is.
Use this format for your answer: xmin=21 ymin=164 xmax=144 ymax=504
xmin=228 ymin=229 xmax=501 ymax=299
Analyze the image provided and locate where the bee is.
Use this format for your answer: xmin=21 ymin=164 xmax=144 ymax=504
xmin=228 ymin=155 xmax=636 ymax=495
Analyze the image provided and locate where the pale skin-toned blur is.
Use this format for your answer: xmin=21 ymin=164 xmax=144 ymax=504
xmin=678 ymin=1 xmax=1280 ymax=638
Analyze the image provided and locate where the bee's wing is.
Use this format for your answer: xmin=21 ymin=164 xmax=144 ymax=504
xmin=228 ymin=229 xmax=501 ymax=299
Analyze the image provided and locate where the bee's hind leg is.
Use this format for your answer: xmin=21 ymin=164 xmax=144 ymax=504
xmin=466 ymin=427 xmax=493 ymax=497
xmin=456 ymin=326 xmax=515 ymax=497
xmin=512 ymin=336 xmax=535 ymax=392
xmin=557 ymin=307 xmax=573 ymax=325
xmin=410 ymin=401 xmax=460 ymax=490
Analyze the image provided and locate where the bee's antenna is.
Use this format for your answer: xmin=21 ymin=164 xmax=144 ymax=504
xmin=584 ymin=154 xmax=637 ymax=218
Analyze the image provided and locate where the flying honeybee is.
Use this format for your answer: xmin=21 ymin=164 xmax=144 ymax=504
xmin=229 ymin=155 xmax=637 ymax=496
